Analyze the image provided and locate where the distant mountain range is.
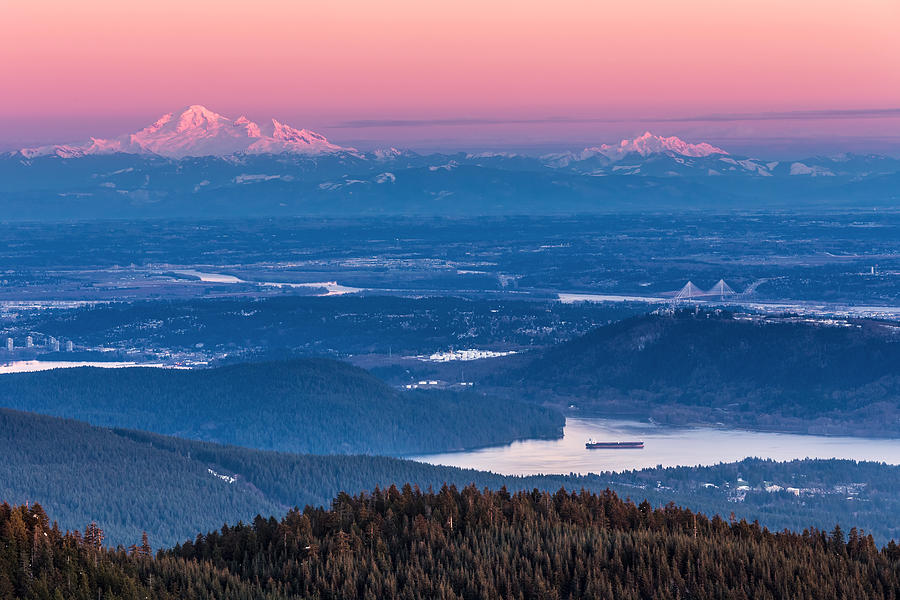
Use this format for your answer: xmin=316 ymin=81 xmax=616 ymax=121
xmin=14 ymin=105 xmax=896 ymax=178
xmin=2 ymin=105 xmax=898 ymax=218
xmin=18 ymin=105 xmax=353 ymax=158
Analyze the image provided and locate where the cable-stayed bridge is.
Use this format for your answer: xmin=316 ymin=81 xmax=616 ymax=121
xmin=673 ymin=279 xmax=737 ymax=301
xmin=558 ymin=279 xmax=900 ymax=321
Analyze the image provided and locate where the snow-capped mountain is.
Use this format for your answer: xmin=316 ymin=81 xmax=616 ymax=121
xmin=3 ymin=134 xmax=898 ymax=220
xmin=543 ymin=132 xmax=727 ymax=167
xmin=590 ymin=131 xmax=728 ymax=160
xmin=9 ymin=114 xmax=900 ymax=200
xmin=18 ymin=105 xmax=354 ymax=159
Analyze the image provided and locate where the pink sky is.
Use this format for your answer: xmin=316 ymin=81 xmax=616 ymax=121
xmin=2 ymin=0 xmax=898 ymax=152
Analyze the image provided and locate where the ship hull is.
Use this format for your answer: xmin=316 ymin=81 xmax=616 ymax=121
xmin=585 ymin=441 xmax=644 ymax=449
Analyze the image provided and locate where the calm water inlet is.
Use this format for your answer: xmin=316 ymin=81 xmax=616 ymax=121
xmin=411 ymin=418 xmax=900 ymax=476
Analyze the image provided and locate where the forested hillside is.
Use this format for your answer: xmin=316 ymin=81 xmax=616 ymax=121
xmin=0 ymin=407 xmax=532 ymax=546
xmin=4 ymin=488 xmax=900 ymax=599
xmin=0 ymin=358 xmax=562 ymax=455
xmin=5 ymin=408 xmax=900 ymax=547
xmin=514 ymin=310 xmax=900 ymax=436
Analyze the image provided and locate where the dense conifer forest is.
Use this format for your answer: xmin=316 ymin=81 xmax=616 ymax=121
xmin=0 ymin=358 xmax=563 ymax=455
xmin=4 ymin=487 xmax=900 ymax=599
xmin=5 ymin=408 xmax=900 ymax=548
xmin=513 ymin=310 xmax=900 ymax=436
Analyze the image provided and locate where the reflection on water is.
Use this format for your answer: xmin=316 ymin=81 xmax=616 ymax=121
xmin=411 ymin=418 xmax=900 ymax=476
xmin=173 ymin=269 xmax=361 ymax=295
xmin=0 ymin=360 xmax=177 ymax=374
xmin=174 ymin=269 xmax=243 ymax=283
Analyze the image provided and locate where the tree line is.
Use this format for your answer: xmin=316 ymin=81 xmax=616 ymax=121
xmin=4 ymin=485 xmax=900 ymax=599
xmin=0 ymin=358 xmax=563 ymax=456
xmin=5 ymin=407 xmax=900 ymax=548
xmin=512 ymin=309 xmax=900 ymax=436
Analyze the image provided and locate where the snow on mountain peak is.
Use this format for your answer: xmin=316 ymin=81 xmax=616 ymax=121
xmin=246 ymin=118 xmax=347 ymax=154
xmin=539 ymin=132 xmax=729 ymax=168
xmin=269 ymin=119 xmax=324 ymax=143
xmin=19 ymin=106 xmax=354 ymax=158
xmin=593 ymin=132 xmax=727 ymax=160
xmin=172 ymin=105 xmax=229 ymax=132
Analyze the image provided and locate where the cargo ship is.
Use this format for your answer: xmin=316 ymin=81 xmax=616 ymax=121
xmin=585 ymin=439 xmax=644 ymax=449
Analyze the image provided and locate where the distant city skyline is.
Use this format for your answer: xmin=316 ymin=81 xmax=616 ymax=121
xmin=2 ymin=0 xmax=898 ymax=156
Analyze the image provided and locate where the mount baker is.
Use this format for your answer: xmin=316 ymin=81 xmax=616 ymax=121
xmin=20 ymin=105 xmax=353 ymax=159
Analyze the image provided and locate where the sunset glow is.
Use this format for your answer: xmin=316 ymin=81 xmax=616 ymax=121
xmin=2 ymin=0 xmax=898 ymax=151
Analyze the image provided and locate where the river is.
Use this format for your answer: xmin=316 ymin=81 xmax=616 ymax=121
xmin=172 ymin=269 xmax=361 ymax=296
xmin=0 ymin=360 xmax=184 ymax=374
xmin=411 ymin=417 xmax=900 ymax=475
